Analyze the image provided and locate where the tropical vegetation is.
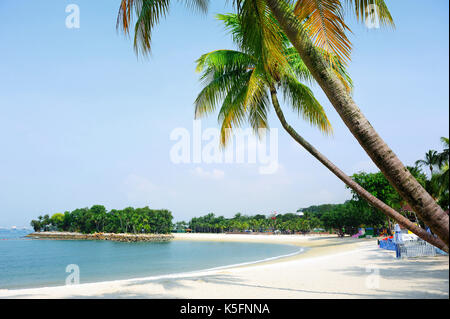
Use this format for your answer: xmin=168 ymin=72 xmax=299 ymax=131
xmin=178 ymin=202 xmax=387 ymax=236
xmin=416 ymin=137 xmax=449 ymax=211
xmin=185 ymin=212 xmax=322 ymax=234
xmin=178 ymin=138 xmax=449 ymax=237
xmin=30 ymin=205 xmax=173 ymax=234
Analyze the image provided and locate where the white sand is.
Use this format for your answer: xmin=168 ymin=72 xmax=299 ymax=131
xmin=0 ymin=233 xmax=448 ymax=299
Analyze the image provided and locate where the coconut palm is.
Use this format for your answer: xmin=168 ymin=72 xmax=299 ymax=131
xmin=195 ymin=13 xmax=335 ymax=145
xmin=257 ymin=0 xmax=449 ymax=247
xmin=415 ymin=150 xmax=439 ymax=176
xmin=194 ymin=14 xmax=447 ymax=251
xmin=116 ymin=0 xmax=449 ymax=248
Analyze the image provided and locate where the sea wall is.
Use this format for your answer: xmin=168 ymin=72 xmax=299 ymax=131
xmin=26 ymin=232 xmax=174 ymax=242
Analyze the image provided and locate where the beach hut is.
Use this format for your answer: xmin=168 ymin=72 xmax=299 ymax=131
xmin=365 ymin=227 xmax=374 ymax=238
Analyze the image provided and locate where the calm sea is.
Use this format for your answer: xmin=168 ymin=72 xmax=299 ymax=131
xmin=0 ymin=229 xmax=301 ymax=290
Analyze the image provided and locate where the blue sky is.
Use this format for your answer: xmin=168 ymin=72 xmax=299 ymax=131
xmin=0 ymin=0 xmax=448 ymax=227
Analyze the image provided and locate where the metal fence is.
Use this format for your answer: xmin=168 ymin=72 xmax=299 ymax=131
xmin=396 ymin=240 xmax=437 ymax=258
xmin=379 ymin=238 xmax=397 ymax=251
xmin=379 ymin=238 xmax=448 ymax=258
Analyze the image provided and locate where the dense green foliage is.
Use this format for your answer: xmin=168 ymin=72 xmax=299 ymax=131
xmin=346 ymin=167 xmax=428 ymax=229
xmin=30 ymin=205 xmax=173 ymax=234
xmin=299 ymin=200 xmax=384 ymax=236
xmin=319 ymin=201 xmax=384 ymax=236
xmin=181 ymin=204 xmax=378 ymax=236
xmin=350 ymin=167 xmax=427 ymax=209
xmin=419 ymin=137 xmax=449 ymax=210
xmin=299 ymin=204 xmax=340 ymax=219
xmin=186 ymin=212 xmax=321 ymax=234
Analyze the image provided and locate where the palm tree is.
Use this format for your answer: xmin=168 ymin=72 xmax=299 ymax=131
xmin=193 ymin=14 xmax=447 ymax=251
xmin=416 ymin=144 xmax=448 ymax=210
xmin=415 ymin=150 xmax=439 ymax=176
xmin=116 ymin=0 xmax=449 ymax=248
xmin=239 ymin=0 xmax=449 ymax=248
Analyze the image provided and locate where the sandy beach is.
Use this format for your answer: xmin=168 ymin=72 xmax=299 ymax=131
xmin=0 ymin=233 xmax=448 ymax=299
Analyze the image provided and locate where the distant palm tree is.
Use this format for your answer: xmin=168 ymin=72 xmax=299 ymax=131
xmin=194 ymin=14 xmax=447 ymax=251
xmin=415 ymin=150 xmax=439 ymax=176
xmin=437 ymin=137 xmax=449 ymax=169
xmin=416 ymin=140 xmax=448 ymax=210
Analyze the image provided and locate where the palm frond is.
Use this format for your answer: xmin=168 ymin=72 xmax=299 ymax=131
xmin=243 ymin=68 xmax=271 ymax=134
xmin=323 ymin=48 xmax=353 ymax=91
xmin=281 ymin=75 xmax=333 ymax=135
xmin=216 ymin=13 xmax=245 ymax=45
xmin=236 ymin=0 xmax=290 ymax=79
xmin=294 ymin=0 xmax=352 ymax=65
xmin=284 ymin=47 xmax=315 ymax=84
xmin=195 ymin=11 xmax=339 ymax=146
xmin=348 ymin=0 xmax=395 ymax=28
xmin=247 ymin=91 xmax=270 ymax=136
xmin=117 ymin=0 xmax=209 ymax=56
xmin=196 ymin=50 xmax=255 ymax=73
xmin=195 ymin=50 xmax=254 ymax=118
xmin=218 ymin=72 xmax=254 ymax=145
xmin=195 ymin=69 xmax=249 ymax=118
xmin=183 ymin=0 xmax=209 ymax=12
xmin=285 ymin=46 xmax=353 ymax=92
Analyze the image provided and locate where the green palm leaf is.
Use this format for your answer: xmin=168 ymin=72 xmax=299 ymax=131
xmin=195 ymin=13 xmax=338 ymax=146
xmin=280 ymin=75 xmax=332 ymax=134
xmin=117 ymin=0 xmax=209 ymax=56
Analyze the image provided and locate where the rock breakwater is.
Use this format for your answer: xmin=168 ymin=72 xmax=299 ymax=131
xmin=26 ymin=232 xmax=174 ymax=242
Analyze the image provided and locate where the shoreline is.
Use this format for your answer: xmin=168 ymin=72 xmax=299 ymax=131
xmin=0 ymin=234 xmax=348 ymax=292
xmin=3 ymin=236 xmax=306 ymax=291
xmin=0 ymin=233 xmax=448 ymax=299
xmin=25 ymin=231 xmax=174 ymax=242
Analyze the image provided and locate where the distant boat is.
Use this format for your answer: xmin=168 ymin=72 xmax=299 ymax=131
xmin=11 ymin=226 xmax=17 ymax=230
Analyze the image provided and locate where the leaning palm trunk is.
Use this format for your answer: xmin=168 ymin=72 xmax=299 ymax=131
xmin=265 ymin=0 xmax=449 ymax=247
xmin=269 ymin=86 xmax=448 ymax=252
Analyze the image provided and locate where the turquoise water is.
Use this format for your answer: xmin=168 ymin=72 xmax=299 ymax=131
xmin=0 ymin=230 xmax=301 ymax=289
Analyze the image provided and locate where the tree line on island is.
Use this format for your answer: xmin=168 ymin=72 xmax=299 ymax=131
xmin=31 ymin=206 xmax=173 ymax=234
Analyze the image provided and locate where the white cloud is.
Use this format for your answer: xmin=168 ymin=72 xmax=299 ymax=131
xmin=191 ymin=167 xmax=225 ymax=180
xmin=123 ymin=174 xmax=158 ymax=201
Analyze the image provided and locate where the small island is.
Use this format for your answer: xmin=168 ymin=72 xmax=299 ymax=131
xmin=25 ymin=232 xmax=173 ymax=242
xmin=28 ymin=205 xmax=174 ymax=242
